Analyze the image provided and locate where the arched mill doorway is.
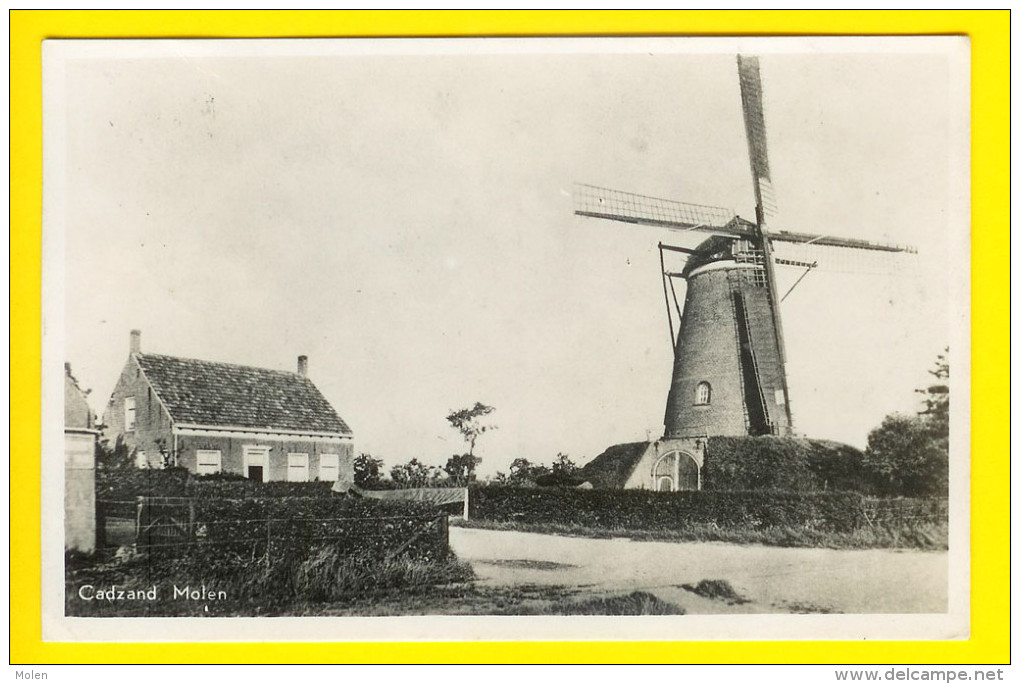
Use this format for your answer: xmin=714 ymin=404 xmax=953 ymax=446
xmin=652 ymin=451 xmax=700 ymax=491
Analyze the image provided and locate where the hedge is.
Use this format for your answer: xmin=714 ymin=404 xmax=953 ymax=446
xmin=469 ymin=486 xmax=870 ymax=533
xmin=186 ymin=477 xmax=336 ymax=499
xmin=96 ymin=467 xmax=338 ymax=501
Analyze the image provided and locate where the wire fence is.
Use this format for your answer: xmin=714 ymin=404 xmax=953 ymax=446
xmin=96 ymin=496 xmax=450 ymax=564
xmin=860 ymin=497 xmax=948 ymax=527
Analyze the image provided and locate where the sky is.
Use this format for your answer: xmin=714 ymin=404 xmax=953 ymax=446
xmin=49 ymin=38 xmax=969 ymax=477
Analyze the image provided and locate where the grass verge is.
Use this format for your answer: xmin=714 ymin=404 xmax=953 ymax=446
xmin=530 ymin=590 xmax=685 ymax=615
xmin=453 ymin=518 xmax=948 ymax=550
xmin=65 ymin=546 xmax=475 ymax=617
xmin=65 ymin=550 xmax=686 ymax=617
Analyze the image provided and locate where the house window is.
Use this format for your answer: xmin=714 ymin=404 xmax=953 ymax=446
xmin=319 ymin=453 xmax=339 ymax=482
xmin=695 ymin=381 xmax=712 ymax=405
xmin=124 ymin=397 xmax=136 ymax=431
xmin=196 ymin=450 xmax=222 ymax=475
xmin=288 ymin=453 xmax=309 ymax=482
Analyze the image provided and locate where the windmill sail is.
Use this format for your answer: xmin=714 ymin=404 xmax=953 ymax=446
xmin=573 ymin=185 xmax=915 ymax=260
xmin=736 ymin=54 xmax=794 ymax=431
xmin=738 ymin=55 xmax=779 ymax=224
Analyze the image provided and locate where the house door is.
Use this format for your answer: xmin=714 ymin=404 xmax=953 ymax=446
xmin=243 ymin=446 xmax=269 ymax=482
xmin=653 ymin=451 xmax=701 ymax=491
xmin=677 ymin=452 xmax=700 ymax=491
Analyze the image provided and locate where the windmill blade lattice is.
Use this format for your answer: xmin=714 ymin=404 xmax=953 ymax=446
xmin=573 ymin=183 xmax=738 ymax=234
xmin=738 ymin=55 xmax=780 ymax=222
xmin=771 ymin=240 xmax=920 ymax=276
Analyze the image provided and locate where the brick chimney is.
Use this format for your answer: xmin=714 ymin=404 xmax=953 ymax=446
xmin=130 ymin=329 xmax=141 ymax=355
xmin=297 ymin=355 xmax=308 ymax=377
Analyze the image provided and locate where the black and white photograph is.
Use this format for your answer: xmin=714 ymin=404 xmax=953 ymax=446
xmin=43 ymin=37 xmax=970 ymax=642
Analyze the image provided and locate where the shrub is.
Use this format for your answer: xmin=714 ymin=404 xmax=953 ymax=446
xmin=96 ymin=466 xmax=190 ymax=500
xmin=680 ymin=579 xmax=750 ymax=604
xmin=98 ymin=467 xmax=350 ymax=501
xmin=186 ymin=478 xmax=336 ymax=499
xmin=703 ymin=436 xmax=868 ymax=492
xmin=863 ymin=414 xmax=949 ymax=497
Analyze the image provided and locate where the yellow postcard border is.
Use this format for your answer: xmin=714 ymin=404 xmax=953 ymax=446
xmin=10 ymin=10 xmax=1010 ymax=664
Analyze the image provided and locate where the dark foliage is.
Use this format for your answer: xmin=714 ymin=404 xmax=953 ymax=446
xmin=534 ymin=473 xmax=588 ymax=488
xmin=861 ymin=496 xmax=948 ymax=525
xmin=96 ymin=466 xmax=351 ymax=501
xmin=187 ymin=478 xmax=337 ymax=499
xmin=550 ymin=453 xmax=579 ymax=476
xmin=444 ymin=453 xmax=481 ymax=486
xmin=916 ymin=350 xmax=950 ymax=438
xmin=445 ymin=402 xmax=497 ymax=459
xmin=190 ymin=471 xmax=249 ymax=482
xmin=503 ymin=457 xmax=551 ymax=486
xmin=136 ymin=496 xmax=451 ymax=605
xmin=390 ymin=458 xmax=446 ymax=488
xmin=353 ymin=453 xmax=385 ymax=488
xmin=703 ymin=436 xmax=868 ymax=492
xmin=680 ymin=579 xmax=750 ymax=604
xmin=186 ymin=496 xmax=444 ymax=560
xmin=468 ymin=486 xmax=870 ymax=533
xmin=864 ymin=352 xmax=950 ymax=497
xmin=864 ymin=415 xmax=949 ymax=497
xmin=534 ymin=455 xmax=586 ymax=487
xmin=96 ymin=465 xmax=190 ymax=501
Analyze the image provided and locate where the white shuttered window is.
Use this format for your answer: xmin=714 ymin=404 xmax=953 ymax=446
xmin=196 ymin=450 xmax=222 ymax=475
xmin=319 ymin=453 xmax=339 ymax=482
xmin=287 ymin=453 xmax=309 ymax=482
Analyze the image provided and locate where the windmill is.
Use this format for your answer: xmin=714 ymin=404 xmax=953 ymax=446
xmin=574 ymin=56 xmax=916 ymax=488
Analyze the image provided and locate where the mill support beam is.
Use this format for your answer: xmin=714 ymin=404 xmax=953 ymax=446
xmin=658 ymin=244 xmax=676 ymax=349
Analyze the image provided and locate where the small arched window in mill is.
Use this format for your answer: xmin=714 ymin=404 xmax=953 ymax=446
xmin=695 ymin=381 xmax=712 ymax=405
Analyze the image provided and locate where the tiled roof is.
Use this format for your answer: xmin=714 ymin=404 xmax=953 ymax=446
xmin=135 ymin=353 xmax=352 ymax=435
xmin=580 ymin=442 xmax=650 ymax=489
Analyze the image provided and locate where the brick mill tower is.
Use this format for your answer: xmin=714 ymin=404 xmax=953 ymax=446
xmin=573 ymin=56 xmax=916 ymax=490
xmin=661 ymin=234 xmax=793 ymax=440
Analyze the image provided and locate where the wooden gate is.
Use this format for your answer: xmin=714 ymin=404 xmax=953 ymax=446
xmin=137 ymin=497 xmax=195 ymax=550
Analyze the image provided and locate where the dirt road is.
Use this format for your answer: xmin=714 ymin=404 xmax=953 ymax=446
xmin=449 ymin=527 xmax=948 ymax=614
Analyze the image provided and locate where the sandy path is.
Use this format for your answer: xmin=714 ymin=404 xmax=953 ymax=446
xmin=449 ymin=527 xmax=947 ymax=614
